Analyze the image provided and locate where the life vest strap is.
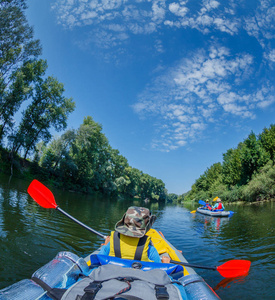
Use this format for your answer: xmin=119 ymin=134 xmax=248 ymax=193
xmin=134 ymin=235 xmax=148 ymax=261
xmin=113 ymin=231 xmax=122 ymax=258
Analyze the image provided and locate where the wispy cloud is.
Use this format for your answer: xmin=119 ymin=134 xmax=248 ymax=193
xmin=166 ymin=0 xmax=240 ymax=35
xmin=51 ymin=0 xmax=274 ymax=62
xmin=133 ymin=46 xmax=274 ymax=151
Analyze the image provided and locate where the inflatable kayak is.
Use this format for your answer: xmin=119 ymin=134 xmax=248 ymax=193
xmin=197 ymin=207 xmax=231 ymax=217
xmin=0 ymin=228 xmax=220 ymax=300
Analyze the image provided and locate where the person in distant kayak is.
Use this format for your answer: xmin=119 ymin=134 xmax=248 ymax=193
xmin=205 ymin=199 xmax=212 ymax=210
xmin=199 ymin=199 xmax=211 ymax=210
xmin=212 ymin=198 xmax=225 ymax=211
xmin=99 ymin=206 xmax=170 ymax=263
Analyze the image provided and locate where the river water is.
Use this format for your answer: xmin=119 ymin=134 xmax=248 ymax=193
xmin=0 ymin=174 xmax=274 ymax=299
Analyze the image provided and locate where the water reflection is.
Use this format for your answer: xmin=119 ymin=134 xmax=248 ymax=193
xmin=192 ymin=212 xmax=230 ymax=236
xmin=213 ymin=274 xmax=250 ymax=292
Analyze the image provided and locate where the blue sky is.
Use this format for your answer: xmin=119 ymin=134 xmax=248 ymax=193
xmin=25 ymin=0 xmax=275 ymax=195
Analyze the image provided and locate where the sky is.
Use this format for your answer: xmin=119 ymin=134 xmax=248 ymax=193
xmin=25 ymin=0 xmax=275 ymax=195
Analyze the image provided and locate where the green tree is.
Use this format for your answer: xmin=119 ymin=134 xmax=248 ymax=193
xmin=39 ymin=129 xmax=76 ymax=170
xmin=124 ymin=167 xmax=142 ymax=197
xmin=259 ymin=124 xmax=275 ymax=163
xmin=239 ymin=132 xmax=270 ymax=184
xmin=222 ymin=147 xmax=242 ymax=186
xmin=0 ymin=0 xmax=41 ymax=140
xmin=10 ymin=75 xmax=75 ymax=158
xmin=71 ymin=116 xmax=110 ymax=192
xmin=194 ymin=163 xmax=222 ymax=191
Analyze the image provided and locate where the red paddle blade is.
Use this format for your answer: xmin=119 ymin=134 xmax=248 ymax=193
xmin=217 ymin=260 xmax=251 ymax=278
xmin=27 ymin=180 xmax=57 ymax=209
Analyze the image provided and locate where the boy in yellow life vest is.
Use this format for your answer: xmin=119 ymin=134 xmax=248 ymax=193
xmin=99 ymin=206 xmax=170 ymax=263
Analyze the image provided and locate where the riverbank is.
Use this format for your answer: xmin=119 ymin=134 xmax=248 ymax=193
xmin=0 ymin=147 xmax=170 ymax=202
xmin=182 ymin=197 xmax=275 ymax=208
xmin=227 ymin=198 xmax=275 ymax=205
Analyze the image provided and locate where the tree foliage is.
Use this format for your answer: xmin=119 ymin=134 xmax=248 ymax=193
xmin=0 ymin=0 xmax=41 ymax=140
xmin=36 ymin=116 xmax=167 ymax=200
xmin=1 ymin=1 xmax=75 ymax=163
xmin=184 ymin=126 xmax=275 ymax=203
xmin=259 ymin=124 xmax=275 ymax=163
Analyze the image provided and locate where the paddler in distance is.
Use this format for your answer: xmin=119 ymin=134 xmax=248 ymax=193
xmin=212 ymin=198 xmax=225 ymax=211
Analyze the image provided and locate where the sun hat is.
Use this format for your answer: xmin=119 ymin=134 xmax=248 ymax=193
xmin=115 ymin=206 xmax=156 ymax=238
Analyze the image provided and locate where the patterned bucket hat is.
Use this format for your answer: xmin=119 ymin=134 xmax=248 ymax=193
xmin=115 ymin=206 xmax=156 ymax=238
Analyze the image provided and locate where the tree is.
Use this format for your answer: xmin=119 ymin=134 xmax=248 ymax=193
xmin=39 ymin=129 xmax=76 ymax=170
xmin=0 ymin=0 xmax=41 ymax=140
xmin=0 ymin=60 xmax=47 ymax=140
xmin=0 ymin=0 xmax=41 ymax=79
xmin=71 ymin=116 xmax=110 ymax=191
xmin=124 ymin=167 xmax=142 ymax=197
xmin=10 ymin=75 xmax=75 ymax=158
xmin=259 ymin=124 xmax=275 ymax=163
xmin=239 ymin=132 xmax=270 ymax=184
xmin=222 ymin=147 xmax=242 ymax=186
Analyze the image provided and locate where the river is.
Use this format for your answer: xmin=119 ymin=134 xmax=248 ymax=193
xmin=0 ymin=174 xmax=274 ymax=299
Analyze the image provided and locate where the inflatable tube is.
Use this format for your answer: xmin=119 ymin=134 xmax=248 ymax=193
xmin=197 ymin=207 xmax=231 ymax=217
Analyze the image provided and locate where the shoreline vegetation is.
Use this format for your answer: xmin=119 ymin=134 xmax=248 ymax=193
xmin=184 ymin=198 xmax=275 ymax=206
xmin=178 ymin=124 xmax=275 ymax=205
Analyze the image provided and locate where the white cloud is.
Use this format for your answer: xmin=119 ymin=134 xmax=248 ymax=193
xmin=169 ymin=2 xmax=188 ymax=17
xmin=133 ymin=46 xmax=274 ymax=151
xmin=244 ymin=1 xmax=275 ymax=52
xmin=51 ymin=0 xmax=274 ymax=65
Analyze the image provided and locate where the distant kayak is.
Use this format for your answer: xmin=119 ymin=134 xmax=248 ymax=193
xmin=197 ymin=207 xmax=231 ymax=217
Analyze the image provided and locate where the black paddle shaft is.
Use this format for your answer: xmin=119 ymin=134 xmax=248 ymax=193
xmin=170 ymin=260 xmax=216 ymax=271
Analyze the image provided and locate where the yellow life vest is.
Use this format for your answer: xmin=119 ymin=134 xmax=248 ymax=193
xmin=109 ymin=231 xmax=152 ymax=262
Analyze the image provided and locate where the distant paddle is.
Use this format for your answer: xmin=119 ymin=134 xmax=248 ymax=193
xmin=27 ymin=179 xmax=106 ymax=239
xmin=190 ymin=210 xmax=197 ymax=214
xmin=170 ymin=259 xmax=251 ymax=278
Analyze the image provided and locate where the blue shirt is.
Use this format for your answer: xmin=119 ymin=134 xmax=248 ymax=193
xmin=213 ymin=203 xmax=225 ymax=210
xmin=98 ymin=242 xmax=161 ymax=263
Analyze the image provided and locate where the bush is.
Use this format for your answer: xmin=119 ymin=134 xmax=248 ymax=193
xmin=241 ymin=162 xmax=275 ymax=202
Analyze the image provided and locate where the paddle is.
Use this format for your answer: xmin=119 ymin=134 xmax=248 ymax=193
xmin=191 ymin=200 xmax=207 ymax=213
xmin=170 ymin=259 xmax=251 ymax=278
xmin=192 ymin=200 xmax=208 ymax=212
xmin=199 ymin=199 xmax=206 ymax=205
xmin=27 ymin=179 xmax=106 ymax=239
